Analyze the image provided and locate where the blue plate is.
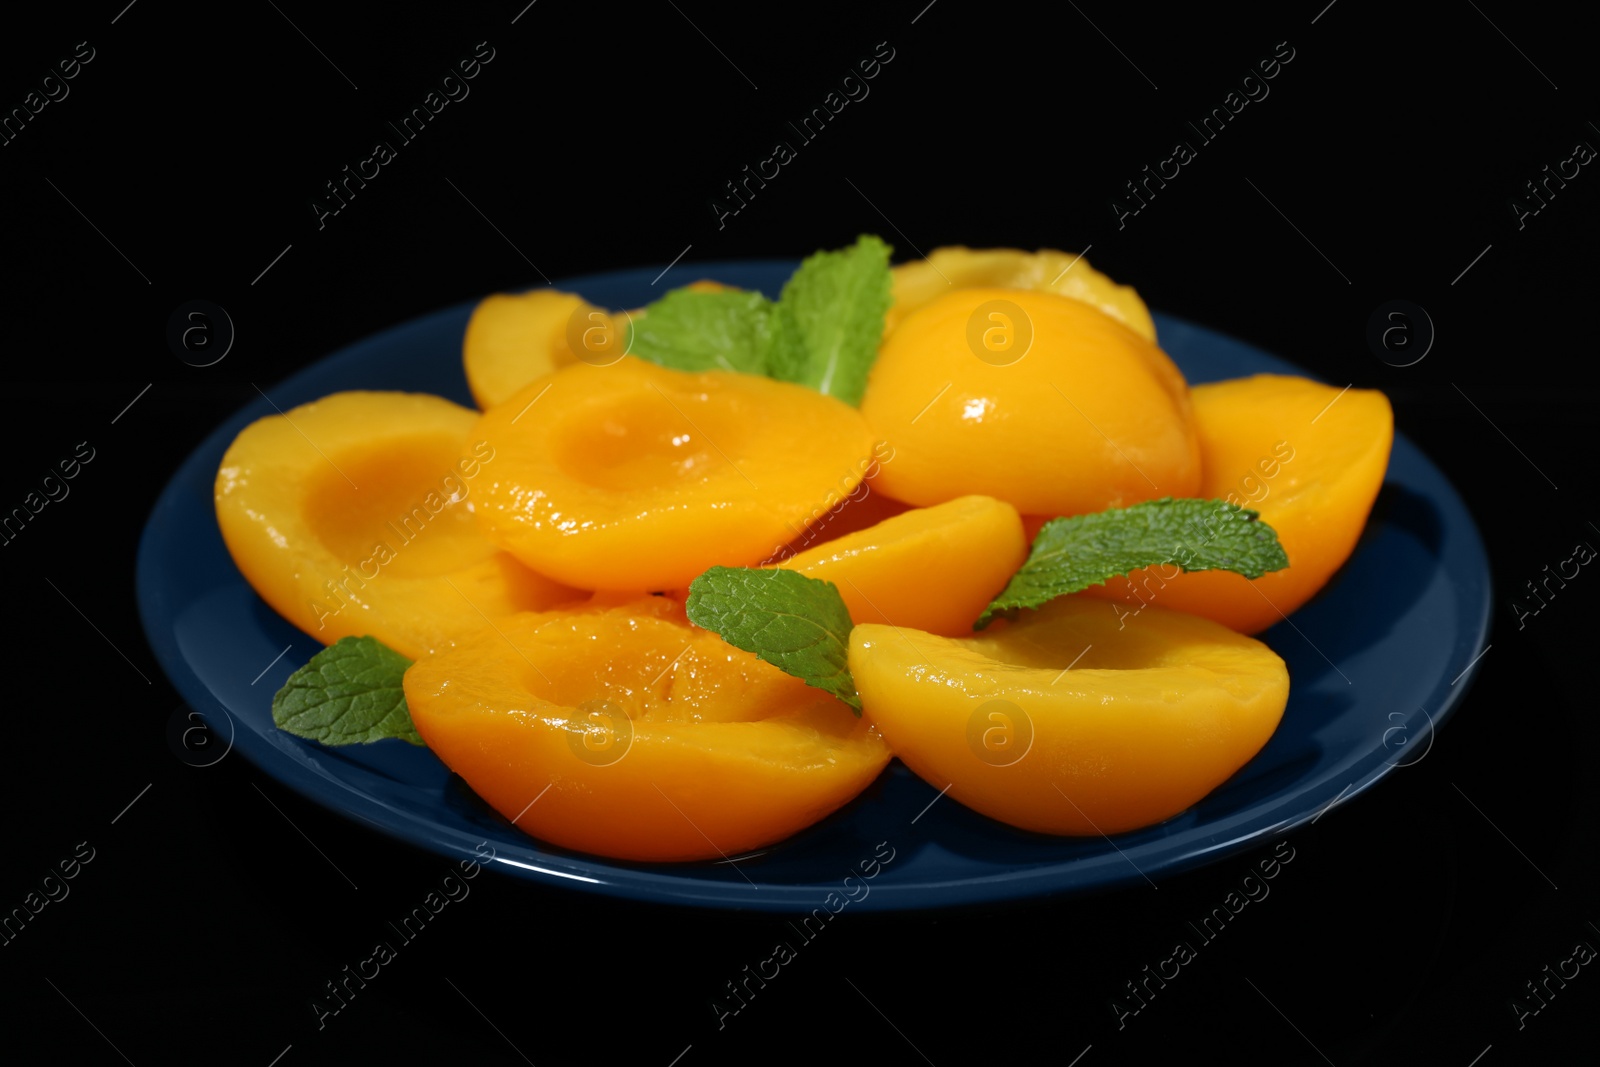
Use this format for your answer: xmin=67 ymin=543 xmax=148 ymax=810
xmin=136 ymin=261 xmax=1491 ymax=911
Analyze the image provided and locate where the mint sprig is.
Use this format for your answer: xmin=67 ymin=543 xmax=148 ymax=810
xmin=625 ymin=288 xmax=778 ymax=375
xmin=976 ymin=498 xmax=1289 ymax=628
xmin=685 ymin=566 xmax=861 ymax=712
xmin=625 ymin=235 xmax=892 ymax=405
xmin=271 ymin=636 xmax=423 ymax=746
xmin=767 ymin=234 xmax=892 ymax=404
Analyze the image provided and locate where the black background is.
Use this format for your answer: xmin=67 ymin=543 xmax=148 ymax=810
xmin=2 ymin=1 xmax=1597 ymax=1064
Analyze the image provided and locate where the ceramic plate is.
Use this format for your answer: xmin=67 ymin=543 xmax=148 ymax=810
xmin=136 ymin=261 xmax=1491 ymax=910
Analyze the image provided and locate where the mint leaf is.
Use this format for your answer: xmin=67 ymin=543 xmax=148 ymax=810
xmin=769 ymin=234 xmax=893 ymax=405
xmin=685 ymin=566 xmax=861 ymax=712
xmin=625 ymin=288 xmax=777 ymax=374
xmin=977 ymin=498 xmax=1290 ymax=628
xmin=271 ymin=636 xmax=423 ymax=746
xmin=625 ymin=236 xmax=893 ymax=404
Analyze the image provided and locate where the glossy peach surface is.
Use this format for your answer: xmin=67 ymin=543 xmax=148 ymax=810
xmin=470 ymin=357 xmax=879 ymax=590
xmin=1080 ymin=375 xmax=1393 ymax=633
xmin=214 ymin=391 xmax=581 ymax=660
xmin=850 ymin=597 xmax=1289 ymax=835
xmin=862 ymin=287 xmax=1200 ymax=516
xmin=405 ymin=596 xmax=891 ymax=861
xmin=777 ymin=495 xmax=1026 ymax=636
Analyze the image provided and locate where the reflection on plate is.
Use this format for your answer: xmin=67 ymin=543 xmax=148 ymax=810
xmin=136 ymin=261 xmax=1491 ymax=911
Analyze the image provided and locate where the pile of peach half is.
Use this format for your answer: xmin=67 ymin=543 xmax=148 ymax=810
xmin=215 ymin=247 xmax=1392 ymax=863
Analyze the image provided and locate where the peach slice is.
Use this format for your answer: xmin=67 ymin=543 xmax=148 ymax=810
xmin=887 ymin=247 xmax=1157 ymax=340
xmin=464 ymin=290 xmax=591 ymax=411
xmin=862 ymin=287 xmax=1200 ymax=517
xmin=464 ymin=281 xmax=734 ymax=410
xmin=777 ymin=495 xmax=1026 ymax=636
xmin=470 ymin=357 xmax=878 ymax=591
xmin=1079 ymin=375 xmax=1393 ymax=633
xmin=405 ymin=596 xmax=891 ymax=861
xmin=214 ymin=391 xmax=581 ymax=660
xmin=850 ymin=597 xmax=1289 ymax=835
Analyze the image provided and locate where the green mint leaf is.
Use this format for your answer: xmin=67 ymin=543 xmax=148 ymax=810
xmin=623 ymin=236 xmax=893 ymax=404
xmin=976 ymin=498 xmax=1290 ymax=628
xmin=685 ymin=566 xmax=861 ymax=713
xmin=271 ymin=636 xmax=423 ymax=746
xmin=768 ymin=234 xmax=893 ymax=405
xmin=625 ymin=289 xmax=777 ymax=374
